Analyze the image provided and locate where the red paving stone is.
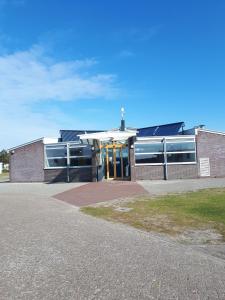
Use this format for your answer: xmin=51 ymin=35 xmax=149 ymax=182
xmin=54 ymin=181 xmax=148 ymax=207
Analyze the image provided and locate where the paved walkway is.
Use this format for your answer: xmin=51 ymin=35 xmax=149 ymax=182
xmin=53 ymin=178 xmax=225 ymax=207
xmin=54 ymin=181 xmax=148 ymax=206
xmin=0 ymin=182 xmax=225 ymax=299
xmin=139 ymin=177 xmax=225 ymax=195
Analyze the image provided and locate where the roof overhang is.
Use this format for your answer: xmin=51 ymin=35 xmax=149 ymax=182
xmin=78 ymin=130 xmax=137 ymax=142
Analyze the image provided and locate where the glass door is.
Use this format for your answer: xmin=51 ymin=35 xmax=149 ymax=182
xmin=102 ymin=144 xmax=130 ymax=180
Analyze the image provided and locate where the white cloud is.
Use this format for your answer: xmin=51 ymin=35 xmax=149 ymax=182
xmin=0 ymin=45 xmax=119 ymax=148
xmin=0 ymin=45 xmax=118 ymax=104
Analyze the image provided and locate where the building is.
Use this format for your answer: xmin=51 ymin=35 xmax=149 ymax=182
xmin=8 ymin=117 xmax=225 ymax=182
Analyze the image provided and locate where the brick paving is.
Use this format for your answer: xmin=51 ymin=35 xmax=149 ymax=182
xmin=54 ymin=181 xmax=148 ymax=206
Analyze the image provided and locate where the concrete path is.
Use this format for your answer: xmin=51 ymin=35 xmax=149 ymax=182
xmin=54 ymin=181 xmax=148 ymax=207
xmin=0 ymin=182 xmax=225 ymax=299
xmin=0 ymin=181 xmax=85 ymax=196
xmin=139 ymin=177 xmax=225 ymax=196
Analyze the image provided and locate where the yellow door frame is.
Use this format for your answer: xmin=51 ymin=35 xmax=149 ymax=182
xmin=101 ymin=143 xmax=127 ymax=180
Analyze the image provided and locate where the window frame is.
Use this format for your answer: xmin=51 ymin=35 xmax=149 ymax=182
xmin=44 ymin=142 xmax=93 ymax=169
xmin=134 ymin=136 xmax=197 ymax=166
xmin=166 ymin=137 xmax=196 ymax=165
xmin=134 ymin=139 xmax=164 ymax=166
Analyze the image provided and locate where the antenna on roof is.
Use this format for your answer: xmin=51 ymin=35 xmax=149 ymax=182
xmin=121 ymin=106 xmax=125 ymax=120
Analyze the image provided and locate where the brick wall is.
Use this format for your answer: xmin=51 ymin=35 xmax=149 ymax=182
xmin=167 ymin=164 xmax=198 ymax=179
xmin=197 ymin=131 xmax=225 ymax=177
xmin=10 ymin=141 xmax=44 ymax=182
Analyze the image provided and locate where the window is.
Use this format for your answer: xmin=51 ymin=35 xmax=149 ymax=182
xmin=135 ymin=141 xmax=164 ymax=165
xmin=166 ymin=138 xmax=196 ymax=164
xmin=135 ymin=137 xmax=196 ymax=165
xmin=45 ymin=143 xmax=92 ymax=168
xmin=69 ymin=145 xmax=92 ymax=157
xmin=166 ymin=142 xmax=195 ymax=152
xmin=167 ymin=153 xmax=196 ymax=163
xmin=69 ymin=144 xmax=92 ymax=167
xmin=135 ymin=143 xmax=163 ymax=153
xmin=46 ymin=146 xmax=67 ymax=158
xmin=135 ymin=154 xmax=164 ymax=164
xmin=45 ymin=145 xmax=67 ymax=168
xmin=47 ymin=158 xmax=67 ymax=167
xmin=70 ymin=157 xmax=92 ymax=166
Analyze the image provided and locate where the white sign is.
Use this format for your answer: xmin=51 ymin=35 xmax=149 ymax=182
xmin=199 ymin=158 xmax=210 ymax=177
xmin=0 ymin=162 xmax=2 ymax=174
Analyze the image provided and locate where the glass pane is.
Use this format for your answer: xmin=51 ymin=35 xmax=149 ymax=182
xmin=69 ymin=146 xmax=92 ymax=157
xmin=166 ymin=138 xmax=195 ymax=143
xmin=70 ymin=157 xmax=92 ymax=166
xmin=135 ymin=143 xmax=163 ymax=153
xmin=122 ymin=148 xmax=129 ymax=177
xmin=108 ymin=149 xmax=114 ymax=178
xmin=46 ymin=147 xmax=67 ymax=158
xmin=116 ymin=148 xmax=121 ymax=178
xmin=166 ymin=142 xmax=195 ymax=152
xmin=167 ymin=153 xmax=196 ymax=163
xmin=47 ymin=158 xmax=67 ymax=167
xmin=135 ymin=154 xmax=164 ymax=164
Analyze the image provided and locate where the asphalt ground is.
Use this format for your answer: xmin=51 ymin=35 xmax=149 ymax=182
xmin=0 ymin=181 xmax=225 ymax=299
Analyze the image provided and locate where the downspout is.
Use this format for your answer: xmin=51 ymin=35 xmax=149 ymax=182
xmin=66 ymin=143 xmax=70 ymax=183
xmin=163 ymin=138 xmax=168 ymax=180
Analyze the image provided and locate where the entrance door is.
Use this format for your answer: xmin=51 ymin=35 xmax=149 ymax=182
xmin=102 ymin=144 xmax=129 ymax=180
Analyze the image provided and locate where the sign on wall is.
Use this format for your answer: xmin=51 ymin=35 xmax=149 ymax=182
xmin=199 ymin=158 xmax=210 ymax=177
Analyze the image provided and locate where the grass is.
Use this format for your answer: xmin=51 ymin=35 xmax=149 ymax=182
xmin=0 ymin=171 xmax=9 ymax=181
xmin=81 ymin=188 xmax=225 ymax=241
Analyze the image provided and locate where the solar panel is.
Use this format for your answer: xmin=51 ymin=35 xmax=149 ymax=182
xmin=60 ymin=130 xmax=104 ymax=142
xmin=137 ymin=122 xmax=184 ymax=137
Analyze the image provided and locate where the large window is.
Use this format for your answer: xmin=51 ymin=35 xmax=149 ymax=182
xmin=135 ymin=137 xmax=196 ymax=165
xmin=135 ymin=140 xmax=164 ymax=165
xmin=166 ymin=138 xmax=196 ymax=164
xmin=45 ymin=143 xmax=92 ymax=168
xmin=69 ymin=145 xmax=92 ymax=167
xmin=45 ymin=145 xmax=67 ymax=168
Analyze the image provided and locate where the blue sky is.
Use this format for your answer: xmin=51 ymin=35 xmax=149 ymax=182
xmin=0 ymin=0 xmax=225 ymax=148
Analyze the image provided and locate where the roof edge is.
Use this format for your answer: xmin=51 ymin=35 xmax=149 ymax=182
xmin=8 ymin=137 xmax=44 ymax=152
xmin=197 ymin=128 xmax=225 ymax=136
xmin=8 ymin=137 xmax=58 ymax=152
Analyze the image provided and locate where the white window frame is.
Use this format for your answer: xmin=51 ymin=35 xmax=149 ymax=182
xmin=44 ymin=142 xmax=92 ymax=169
xmin=134 ymin=136 xmax=197 ymax=166
xmin=134 ymin=141 xmax=164 ymax=166
xmin=166 ymin=137 xmax=197 ymax=165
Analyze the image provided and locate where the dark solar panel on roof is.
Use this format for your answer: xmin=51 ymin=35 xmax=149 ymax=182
xmin=60 ymin=130 xmax=104 ymax=142
xmin=137 ymin=122 xmax=184 ymax=137
xmin=60 ymin=122 xmax=184 ymax=141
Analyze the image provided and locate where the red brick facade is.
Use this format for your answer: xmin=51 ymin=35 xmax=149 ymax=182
xmin=197 ymin=131 xmax=225 ymax=178
xmin=10 ymin=140 xmax=45 ymax=182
